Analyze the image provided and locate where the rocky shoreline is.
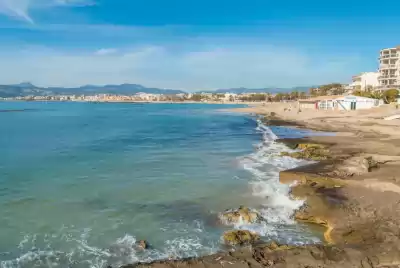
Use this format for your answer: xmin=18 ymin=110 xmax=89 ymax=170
xmin=120 ymin=106 xmax=400 ymax=268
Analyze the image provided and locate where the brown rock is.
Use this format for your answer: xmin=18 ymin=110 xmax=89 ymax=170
xmin=219 ymin=206 xmax=261 ymax=225
xmin=137 ymin=240 xmax=148 ymax=250
xmin=223 ymin=230 xmax=260 ymax=246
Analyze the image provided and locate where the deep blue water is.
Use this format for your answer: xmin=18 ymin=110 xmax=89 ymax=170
xmin=0 ymin=102 xmax=319 ymax=268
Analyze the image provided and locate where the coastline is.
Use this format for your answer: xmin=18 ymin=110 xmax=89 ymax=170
xmin=121 ymin=102 xmax=400 ymax=268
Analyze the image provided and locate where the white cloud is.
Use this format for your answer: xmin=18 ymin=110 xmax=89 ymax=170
xmin=0 ymin=0 xmax=33 ymax=23
xmin=0 ymin=44 xmax=360 ymax=91
xmin=95 ymin=48 xmax=118 ymax=56
xmin=53 ymin=0 xmax=95 ymax=7
xmin=0 ymin=0 xmax=95 ymax=23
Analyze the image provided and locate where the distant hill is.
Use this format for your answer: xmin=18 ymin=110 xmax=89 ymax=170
xmin=210 ymin=86 xmax=315 ymax=94
xmin=0 ymin=82 xmax=317 ymax=98
xmin=0 ymin=83 xmax=186 ymax=98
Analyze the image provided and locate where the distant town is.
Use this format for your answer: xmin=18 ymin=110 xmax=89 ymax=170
xmin=1 ymin=45 xmax=400 ymax=104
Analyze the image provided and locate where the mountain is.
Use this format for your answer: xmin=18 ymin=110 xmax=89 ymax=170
xmin=0 ymin=82 xmax=316 ymax=98
xmin=0 ymin=83 xmax=186 ymax=98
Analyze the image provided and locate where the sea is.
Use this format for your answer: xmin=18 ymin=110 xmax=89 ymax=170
xmin=1 ymin=101 xmax=321 ymax=268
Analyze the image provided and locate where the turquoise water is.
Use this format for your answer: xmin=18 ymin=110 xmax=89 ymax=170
xmin=0 ymin=102 xmax=319 ymax=268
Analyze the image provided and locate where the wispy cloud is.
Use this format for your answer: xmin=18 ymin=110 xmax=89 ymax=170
xmin=0 ymin=0 xmax=33 ymax=23
xmin=0 ymin=44 xmax=361 ymax=90
xmin=95 ymin=48 xmax=118 ymax=55
xmin=52 ymin=0 xmax=96 ymax=7
xmin=0 ymin=0 xmax=95 ymax=23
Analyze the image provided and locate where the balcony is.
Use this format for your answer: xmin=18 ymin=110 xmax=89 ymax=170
xmin=380 ymin=64 xmax=398 ymax=69
xmin=380 ymin=54 xmax=399 ymax=59
xmin=378 ymin=75 xmax=398 ymax=80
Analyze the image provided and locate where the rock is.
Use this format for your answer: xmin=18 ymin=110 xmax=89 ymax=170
xmin=336 ymin=156 xmax=379 ymax=177
xmin=294 ymin=211 xmax=328 ymax=226
xmin=137 ymin=240 xmax=149 ymax=250
xmin=296 ymin=143 xmax=325 ymax=150
xmin=361 ymin=156 xmax=379 ymax=172
xmin=261 ymin=241 xmax=294 ymax=252
xmin=222 ymin=230 xmax=260 ymax=246
xmin=219 ymin=206 xmax=262 ymax=225
xmin=280 ymin=146 xmax=330 ymax=161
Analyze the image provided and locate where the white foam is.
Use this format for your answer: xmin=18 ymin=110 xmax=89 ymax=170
xmin=1 ymin=223 xmax=219 ymax=268
xmin=237 ymin=119 xmax=311 ymax=235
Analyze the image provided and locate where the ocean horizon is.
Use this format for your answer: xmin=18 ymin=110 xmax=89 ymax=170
xmin=1 ymin=102 xmax=320 ymax=268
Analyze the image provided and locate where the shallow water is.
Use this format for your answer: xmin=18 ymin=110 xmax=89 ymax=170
xmin=1 ymin=102 xmax=319 ymax=268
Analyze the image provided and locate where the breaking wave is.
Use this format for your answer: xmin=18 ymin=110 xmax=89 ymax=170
xmin=0 ymin=223 xmax=219 ymax=268
xmin=235 ymin=119 xmax=319 ymax=244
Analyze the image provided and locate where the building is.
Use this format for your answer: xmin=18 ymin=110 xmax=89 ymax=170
xmin=222 ymin=93 xmax=238 ymax=102
xmin=350 ymin=72 xmax=379 ymax=91
xmin=299 ymin=95 xmax=382 ymax=111
xmin=378 ymin=46 xmax=400 ymax=90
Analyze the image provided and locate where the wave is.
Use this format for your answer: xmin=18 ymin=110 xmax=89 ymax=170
xmin=235 ymin=119 xmax=319 ymax=244
xmin=0 ymin=224 xmax=219 ymax=268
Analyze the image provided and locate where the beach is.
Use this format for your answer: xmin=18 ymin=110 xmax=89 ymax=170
xmin=122 ymin=103 xmax=400 ymax=268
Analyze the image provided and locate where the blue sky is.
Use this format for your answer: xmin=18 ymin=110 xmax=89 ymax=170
xmin=0 ymin=0 xmax=398 ymax=90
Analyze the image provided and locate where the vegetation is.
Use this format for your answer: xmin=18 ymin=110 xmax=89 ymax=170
xmin=309 ymin=83 xmax=345 ymax=96
xmin=189 ymin=94 xmax=203 ymax=101
xmin=239 ymin=93 xmax=267 ymax=102
xmin=383 ymin=89 xmax=399 ymax=104
xmin=353 ymin=88 xmax=399 ymax=104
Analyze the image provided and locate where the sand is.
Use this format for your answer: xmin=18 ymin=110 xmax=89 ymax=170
xmin=120 ymin=102 xmax=400 ymax=268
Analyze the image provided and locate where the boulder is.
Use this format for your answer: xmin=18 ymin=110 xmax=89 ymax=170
xmin=136 ymin=240 xmax=149 ymax=250
xmin=220 ymin=206 xmax=262 ymax=225
xmin=361 ymin=156 xmax=379 ymax=172
xmin=223 ymin=230 xmax=260 ymax=246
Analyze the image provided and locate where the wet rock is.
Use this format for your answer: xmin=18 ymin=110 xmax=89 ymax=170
xmin=294 ymin=211 xmax=329 ymax=227
xmin=136 ymin=240 xmax=149 ymax=250
xmin=222 ymin=230 xmax=260 ymax=246
xmin=280 ymin=145 xmax=331 ymax=161
xmin=280 ymin=171 xmax=346 ymax=189
xmin=219 ymin=206 xmax=262 ymax=225
xmin=296 ymin=143 xmax=325 ymax=150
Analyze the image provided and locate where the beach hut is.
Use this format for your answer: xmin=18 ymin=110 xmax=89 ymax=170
xmin=333 ymin=95 xmax=381 ymax=110
xmin=299 ymin=95 xmax=381 ymax=111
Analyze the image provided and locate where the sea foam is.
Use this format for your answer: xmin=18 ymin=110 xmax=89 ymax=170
xmin=236 ymin=119 xmax=316 ymax=243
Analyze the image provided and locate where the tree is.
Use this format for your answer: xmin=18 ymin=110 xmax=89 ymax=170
xmin=382 ymin=89 xmax=399 ymax=104
xmin=274 ymin=93 xmax=284 ymax=101
xmin=309 ymin=88 xmax=319 ymax=97
xmin=190 ymin=94 xmax=203 ymax=101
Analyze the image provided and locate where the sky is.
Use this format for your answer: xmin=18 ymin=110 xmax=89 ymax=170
xmin=0 ymin=0 xmax=399 ymax=91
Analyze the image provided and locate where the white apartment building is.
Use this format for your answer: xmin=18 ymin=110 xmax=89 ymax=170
xmin=350 ymin=72 xmax=379 ymax=91
xmin=378 ymin=46 xmax=400 ymax=90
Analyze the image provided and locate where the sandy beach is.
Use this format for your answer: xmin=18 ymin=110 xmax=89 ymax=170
xmin=121 ymin=102 xmax=400 ymax=268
